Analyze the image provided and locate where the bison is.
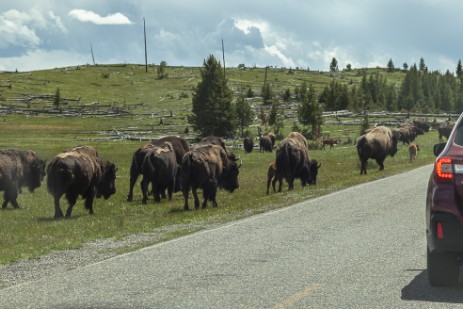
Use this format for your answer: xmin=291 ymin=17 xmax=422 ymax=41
xmin=0 ymin=149 xmax=46 ymax=209
xmin=259 ymin=135 xmax=273 ymax=152
xmin=127 ymin=136 xmax=189 ymax=201
xmin=243 ymin=137 xmax=254 ymax=153
xmin=409 ymin=143 xmax=420 ymax=162
xmin=321 ymin=138 xmax=338 ymax=149
xmin=181 ymin=144 xmax=241 ymax=210
xmin=438 ymin=126 xmax=453 ymax=142
xmin=47 ymin=146 xmax=117 ymax=218
xmin=357 ymin=126 xmax=399 ymax=175
xmin=273 ymin=132 xmax=314 ymax=191
xmin=140 ymin=142 xmax=178 ymax=203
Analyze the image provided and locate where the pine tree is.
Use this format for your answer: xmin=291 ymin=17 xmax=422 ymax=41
xmin=387 ymin=59 xmax=395 ymax=73
xmin=329 ymin=57 xmax=338 ymax=72
xmin=189 ymin=55 xmax=235 ymax=137
xmin=456 ymin=59 xmax=463 ymax=78
xmin=235 ymin=95 xmax=254 ymax=137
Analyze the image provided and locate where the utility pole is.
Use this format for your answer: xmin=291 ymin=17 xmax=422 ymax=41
xmin=90 ymin=43 xmax=95 ymax=65
xmin=144 ymin=17 xmax=148 ymax=73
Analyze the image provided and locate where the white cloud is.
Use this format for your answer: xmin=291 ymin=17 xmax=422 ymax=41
xmin=69 ymin=9 xmax=133 ymax=25
xmin=0 ymin=8 xmax=68 ymax=49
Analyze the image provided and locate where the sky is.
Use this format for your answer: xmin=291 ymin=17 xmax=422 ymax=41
xmin=1 ymin=0 xmax=463 ymax=73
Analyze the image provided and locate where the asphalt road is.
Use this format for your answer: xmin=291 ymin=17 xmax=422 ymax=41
xmin=2 ymin=164 xmax=463 ymax=308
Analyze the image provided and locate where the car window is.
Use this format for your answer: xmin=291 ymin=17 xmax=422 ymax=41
xmin=455 ymin=124 xmax=463 ymax=146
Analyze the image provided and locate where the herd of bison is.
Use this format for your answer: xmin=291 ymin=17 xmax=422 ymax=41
xmin=0 ymin=119 xmax=450 ymax=218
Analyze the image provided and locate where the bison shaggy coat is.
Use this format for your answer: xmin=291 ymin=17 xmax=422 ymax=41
xmin=140 ymin=142 xmax=178 ymax=203
xmin=0 ymin=149 xmax=46 ymax=209
xmin=181 ymin=144 xmax=241 ymax=210
xmin=127 ymin=136 xmax=189 ymax=201
xmin=47 ymin=146 xmax=117 ymax=218
xmin=357 ymin=126 xmax=399 ymax=175
xmin=274 ymin=134 xmax=311 ymax=191
xmin=0 ymin=149 xmax=45 ymax=209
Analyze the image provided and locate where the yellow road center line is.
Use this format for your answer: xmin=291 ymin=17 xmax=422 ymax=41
xmin=271 ymin=283 xmax=323 ymax=309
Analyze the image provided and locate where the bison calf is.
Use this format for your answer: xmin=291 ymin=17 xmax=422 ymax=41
xmin=47 ymin=146 xmax=117 ymax=218
xmin=409 ymin=144 xmax=420 ymax=162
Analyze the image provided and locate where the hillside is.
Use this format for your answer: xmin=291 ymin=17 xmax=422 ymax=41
xmin=0 ymin=64 xmax=407 ymax=140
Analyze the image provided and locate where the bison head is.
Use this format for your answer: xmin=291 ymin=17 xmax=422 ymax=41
xmin=390 ymin=130 xmax=400 ymax=157
xmin=219 ymin=155 xmax=242 ymax=193
xmin=28 ymin=158 xmax=46 ymax=192
xmin=308 ymin=160 xmax=321 ymax=185
xmin=96 ymin=162 xmax=117 ymax=199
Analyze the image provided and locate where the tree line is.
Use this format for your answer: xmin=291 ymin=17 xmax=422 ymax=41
xmin=188 ymin=55 xmax=463 ymax=138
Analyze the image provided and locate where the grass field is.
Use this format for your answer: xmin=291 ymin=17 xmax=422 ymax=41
xmin=0 ymin=65 xmax=439 ymax=265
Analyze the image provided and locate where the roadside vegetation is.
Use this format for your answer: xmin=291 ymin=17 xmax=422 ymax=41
xmin=0 ymin=58 xmax=455 ymax=265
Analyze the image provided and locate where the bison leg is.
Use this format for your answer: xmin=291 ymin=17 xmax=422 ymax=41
xmin=360 ymin=160 xmax=367 ymax=175
xmin=377 ymin=158 xmax=385 ymax=171
xmin=53 ymin=196 xmax=64 ymax=219
xmin=64 ymin=192 xmax=78 ymax=218
xmin=127 ymin=164 xmax=141 ymax=202
xmin=167 ymin=178 xmax=175 ymax=200
xmin=153 ymin=185 xmax=162 ymax=203
xmin=140 ymin=177 xmax=150 ymax=204
xmin=192 ymin=187 xmax=200 ymax=209
xmin=84 ymin=193 xmax=95 ymax=215
xmin=182 ymin=184 xmax=191 ymax=210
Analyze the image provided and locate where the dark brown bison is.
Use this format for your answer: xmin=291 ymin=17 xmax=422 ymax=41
xmin=127 ymin=136 xmax=189 ymax=201
xmin=438 ymin=126 xmax=453 ymax=142
xmin=181 ymin=144 xmax=241 ymax=210
xmin=47 ymin=146 xmax=117 ymax=218
xmin=198 ymin=136 xmax=228 ymax=152
xmin=243 ymin=137 xmax=254 ymax=153
xmin=357 ymin=126 xmax=399 ymax=175
xmin=140 ymin=142 xmax=177 ymax=203
xmin=259 ymin=135 xmax=273 ymax=152
xmin=0 ymin=149 xmax=46 ymax=209
xmin=274 ymin=132 xmax=312 ymax=191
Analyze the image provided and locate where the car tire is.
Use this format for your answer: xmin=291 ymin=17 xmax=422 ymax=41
xmin=427 ymin=248 xmax=460 ymax=286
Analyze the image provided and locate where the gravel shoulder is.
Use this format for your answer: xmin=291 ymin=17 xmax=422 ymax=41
xmin=0 ymin=222 xmax=208 ymax=289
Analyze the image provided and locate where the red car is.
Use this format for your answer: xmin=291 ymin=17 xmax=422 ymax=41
xmin=426 ymin=115 xmax=463 ymax=286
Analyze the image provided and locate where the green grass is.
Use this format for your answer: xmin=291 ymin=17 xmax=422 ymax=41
xmin=0 ymin=65 xmax=439 ymax=265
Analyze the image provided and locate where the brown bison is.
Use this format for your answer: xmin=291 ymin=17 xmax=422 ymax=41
xmin=259 ymin=135 xmax=273 ymax=152
xmin=0 ymin=149 xmax=46 ymax=209
xmin=47 ymin=146 xmax=117 ymax=218
xmin=357 ymin=126 xmax=399 ymax=175
xmin=243 ymin=137 xmax=254 ymax=153
xmin=321 ymin=138 xmax=338 ymax=149
xmin=140 ymin=142 xmax=178 ymax=203
xmin=438 ymin=126 xmax=453 ymax=142
xmin=273 ymin=132 xmax=315 ymax=191
xmin=181 ymin=144 xmax=241 ymax=210
xmin=198 ymin=136 xmax=228 ymax=152
xmin=127 ymin=136 xmax=189 ymax=201
xmin=409 ymin=143 xmax=420 ymax=162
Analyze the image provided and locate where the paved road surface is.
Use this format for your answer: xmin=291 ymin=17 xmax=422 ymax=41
xmin=2 ymin=165 xmax=463 ymax=308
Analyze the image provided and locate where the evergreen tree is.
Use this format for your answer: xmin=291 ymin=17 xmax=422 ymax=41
xmin=157 ymin=61 xmax=168 ymax=79
xmin=419 ymin=57 xmax=427 ymax=72
xmin=235 ymin=95 xmax=254 ymax=137
xmin=261 ymin=82 xmax=273 ymax=105
xmin=189 ymin=54 xmax=236 ymax=137
xmin=387 ymin=59 xmax=395 ymax=73
xmin=457 ymin=59 xmax=463 ymax=78
xmin=329 ymin=57 xmax=338 ymax=72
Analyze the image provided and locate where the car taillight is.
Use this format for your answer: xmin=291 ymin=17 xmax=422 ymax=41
xmin=435 ymin=157 xmax=454 ymax=182
xmin=437 ymin=221 xmax=444 ymax=239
